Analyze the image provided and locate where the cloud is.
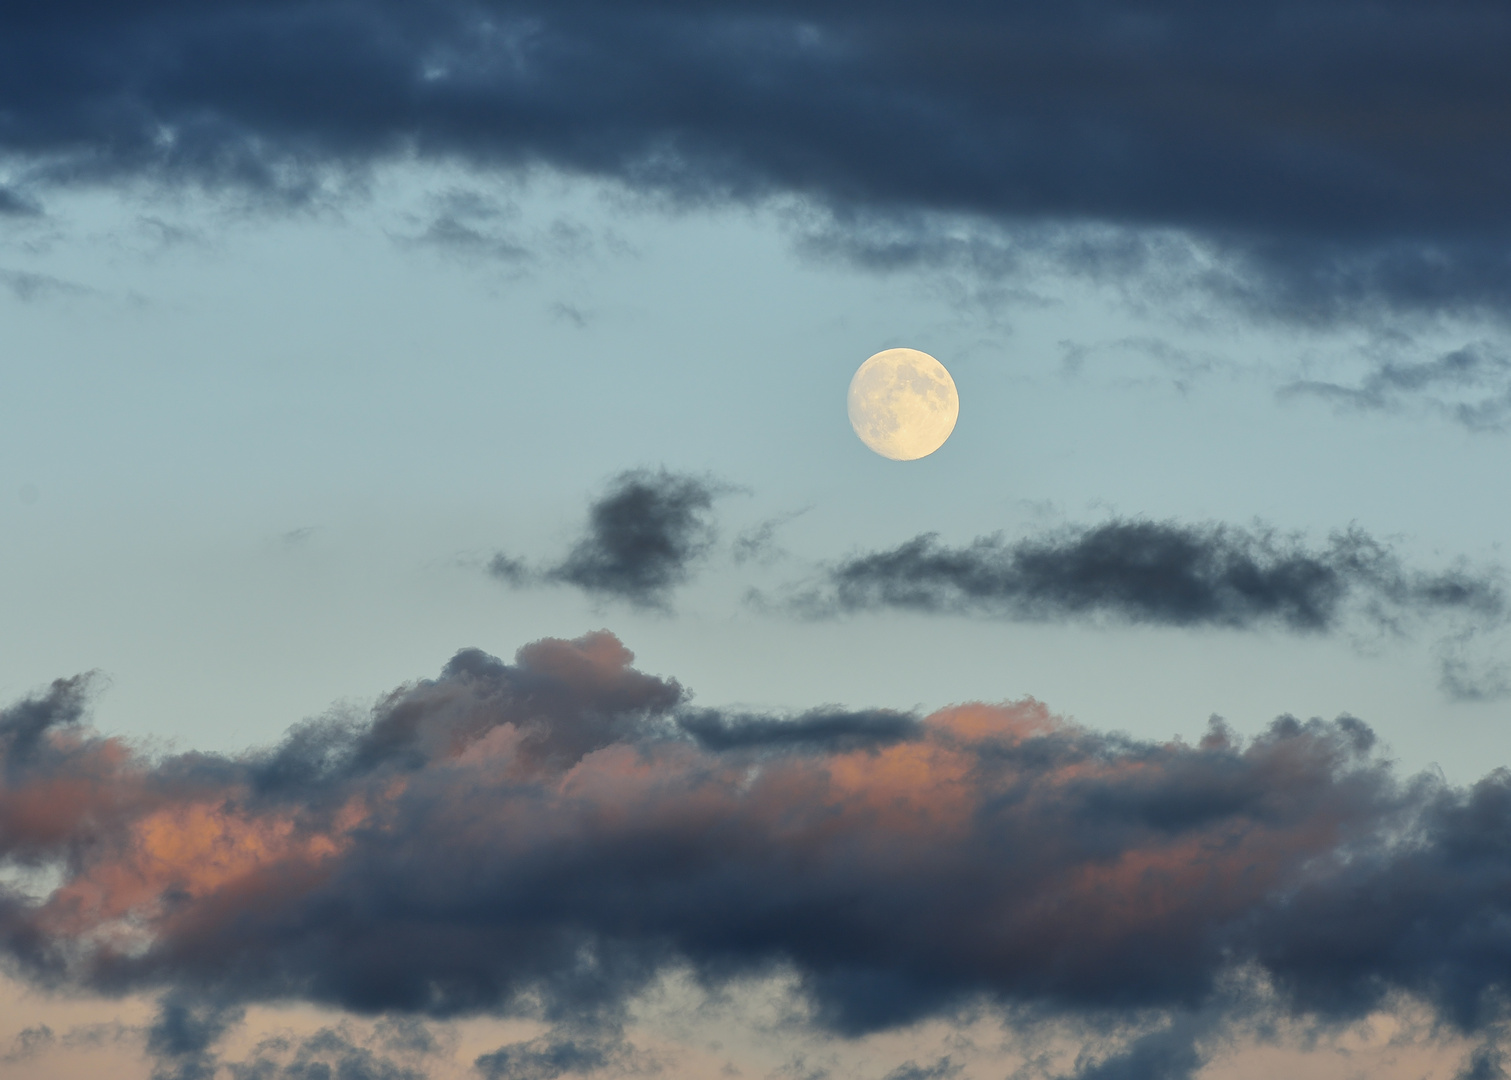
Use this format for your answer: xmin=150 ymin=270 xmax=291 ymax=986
xmin=226 ymin=1024 xmax=431 ymax=1080
xmin=0 ymin=186 xmax=39 ymax=216
xmin=0 ymin=268 xmax=92 ymax=302
xmin=1282 ymin=343 xmax=1511 ymax=431
xmin=1 ymin=1025 xmax=55 ymax=1063
xmin=474 ymin=1026 xmax=643 ymax=1080
xmin=4 ymin=1 xmax=1511 ymax=320
xmin=790 ymin=520 xmax=1504 ymax=636
xmin=9 ymin=629 xmax=1511 ymax=1077
xmin=145 ymin=995 xmax=244 ymax=1080
xmin=733 ymin=508 xmax=808 ymax=567
xmin=676 ymin=707 xmax=919 ymax=753
xmin=491 ymin=469 xmax=732 ymax=610
xmin=1055 ymin=1014 xmax=1210 ymax=1080
xmin=881 ymin=1058 xmax=961 ymax=1080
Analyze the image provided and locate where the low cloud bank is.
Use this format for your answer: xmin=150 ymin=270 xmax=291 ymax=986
xmin=5 ymin=630 xmax=1511 ymax=1077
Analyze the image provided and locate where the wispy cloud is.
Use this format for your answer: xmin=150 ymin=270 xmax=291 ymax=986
xmin=1282 ymin=343 xmax=1511 ymax=431
xmin=0 ymin=267 xmax=92 ymax=302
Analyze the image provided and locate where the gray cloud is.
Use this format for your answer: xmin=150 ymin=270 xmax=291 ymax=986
xmin=1283 ymin=343 xmax=1511 ymax=431
xmin=792 ymin=520 xmax=1503 ymax=635
xmin=6 ymin=631 xmax=1511 ymax=1078
xmin=0 ymin=186 xmax=40 ymax=216
xmin=881 ymin=1058 xmax=961 ymax=1080
xmin=491 ymin=469 xmax=732 ymax=610
xmin=145 ymin=996 xmax=244 ymax=1080
xmin=474 ymin=1027 xmax=641 ymax=1080
xmin=4 ymin=2 xmax=1511 ymax=322
xmin=676 ymin=707 xmax=919 ymax=753
xmin=226 ymin=1026 xmax=429 ymax=1080
xmin=0 ymin=268 xmax=92 ymax=302
xmin=1 ymin=1025 xmax=55 ymax=1064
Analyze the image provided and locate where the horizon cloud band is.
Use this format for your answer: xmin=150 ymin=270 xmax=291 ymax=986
xmin=3 ymin=629 xmax=1511 ymax=1076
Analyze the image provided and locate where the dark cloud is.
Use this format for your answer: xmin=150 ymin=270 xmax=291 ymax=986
xmin=881 ymin=1058 xmax=961 ymax=1080
xmin=1056 ymin=1016 xmax=1208 ymax=1080
xmin=145 ymin=996 xmax=245 ymax=1080
xmin=0 ymin=186 xmax=40 ymax=216
xmin=491 ymin=469 xmax=731 ymax=610
xmin=226 ymin=1026 xmax=429 ymax=1080
xmin=1283 ymin=343 xmax=1511 ymax=431
xmin=795 ymin=520 xmax=1504 ymax=635
xmin=676 ymin=707 xmax=919 ymax=753
xmin=1459 ymin=1046 xmax=1509 ymax=1080
xmin=3 ymin=2 xmax=1511 ymax=320
xmin=11 ymin=631 xmax=1511 ymax=1075
xmin=474 ymin=1027 xmax=638 ymax=1080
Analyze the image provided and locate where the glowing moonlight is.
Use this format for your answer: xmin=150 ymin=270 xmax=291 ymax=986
xmin=847 ymin=348 xmax=960 ymax=460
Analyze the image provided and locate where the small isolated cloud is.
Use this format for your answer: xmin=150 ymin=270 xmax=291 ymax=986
xmin=491 ymin=469 xmax=734 ymax=611
xmin=1282 ymin=343 xmax=1511 ymax=431
xmin=732 ymin=508 xmax=808 ymax=567
xmin=397 ymin=189 xmax=532 ymax=263
xmin=1 ymin=1025 xmax=55 ymax=1064
xmin=789 ymin=520 xmax=1502 ymax=634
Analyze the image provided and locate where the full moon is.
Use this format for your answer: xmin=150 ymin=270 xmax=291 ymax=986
xmin=847 ymin=348 xmax=960 ymax=460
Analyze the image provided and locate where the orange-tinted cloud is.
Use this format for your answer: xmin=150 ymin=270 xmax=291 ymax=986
xmin=0 ymin=632 xmax=1506 ymax=1076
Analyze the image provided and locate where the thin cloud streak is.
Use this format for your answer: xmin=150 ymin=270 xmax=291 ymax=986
xmin=5 ymin=631 xmax=1511 ymax=1078
xmin=1282 ymin=343 xmax=1511 ymax=431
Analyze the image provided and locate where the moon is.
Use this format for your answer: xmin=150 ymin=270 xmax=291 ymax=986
xmin=847 ymin=348 xmax=960 ymax=460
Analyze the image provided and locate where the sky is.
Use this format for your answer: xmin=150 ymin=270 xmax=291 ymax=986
xmin=4 ymin=2 xmax=1511 ymax=1078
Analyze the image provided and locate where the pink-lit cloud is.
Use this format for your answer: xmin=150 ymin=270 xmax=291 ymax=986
xmin=2 ymin=631 xmax=1509 ymax=1078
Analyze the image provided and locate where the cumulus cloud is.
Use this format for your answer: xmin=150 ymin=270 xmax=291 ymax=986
xmin=791 ymin=520 xmax=1504 ymax=637
xmin=6 ymin=629 xmax=1511 ymax=1078
xmin=491 ymin=469 xmax=732 ymax=610
xmin=4 ymin=1 xmax=1511 ymax=321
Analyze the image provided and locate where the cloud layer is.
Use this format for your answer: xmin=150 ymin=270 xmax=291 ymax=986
xmin=4 ymin=1 xmax=1511 ymax=319
xmin=6 ymin=630 xmax=1511 ymax=1077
